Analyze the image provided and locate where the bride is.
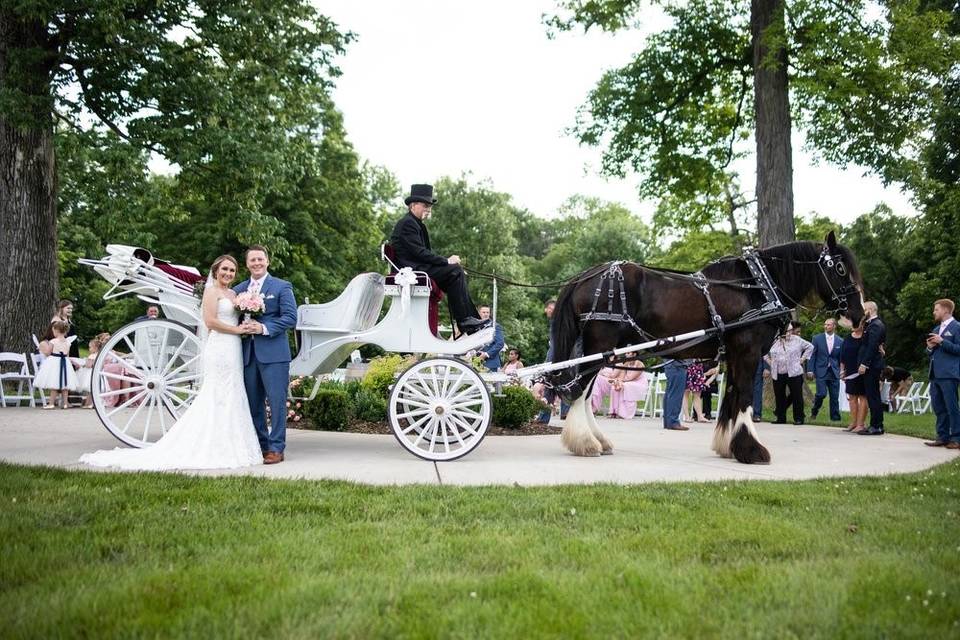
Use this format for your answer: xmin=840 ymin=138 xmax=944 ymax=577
xmin=81 ymin=255 xmax=264 ymax=470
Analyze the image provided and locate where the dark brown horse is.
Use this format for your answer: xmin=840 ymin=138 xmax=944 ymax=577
xmin=549 ymin=232 xmax=865 ymax=464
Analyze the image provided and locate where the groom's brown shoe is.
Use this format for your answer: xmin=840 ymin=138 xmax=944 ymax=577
xmin=263 ymin=451 xmax=284 ymax=464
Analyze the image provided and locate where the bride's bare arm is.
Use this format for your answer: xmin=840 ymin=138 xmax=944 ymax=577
xmin=202 ymin=288 xmax=244 ymax=335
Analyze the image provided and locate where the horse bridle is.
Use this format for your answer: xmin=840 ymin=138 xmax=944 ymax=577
xmin=816 ymin=247 xmax=860 ymax=313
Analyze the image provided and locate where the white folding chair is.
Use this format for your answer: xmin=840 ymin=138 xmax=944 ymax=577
xmin=28 ymin=353 xmax=48 ymax=407
xmin=917 ymin=382 xmax=932 ymax=414
xmin=0 ymin=352 xmax=36 ymax=407
xmin=895 ymin=381 xmax=923 ymax=414
xmin=637 ymin=372 xmax=656 ymax=417
xmin=651 ymin=372 xmax=666 ymax=418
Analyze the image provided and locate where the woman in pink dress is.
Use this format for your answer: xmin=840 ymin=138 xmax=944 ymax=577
xmin=591 ymin=354 xmax=648 ymax=419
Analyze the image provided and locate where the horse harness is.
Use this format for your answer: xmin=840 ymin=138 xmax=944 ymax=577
xmin=579 ymin=249 xmax=792 ymax=361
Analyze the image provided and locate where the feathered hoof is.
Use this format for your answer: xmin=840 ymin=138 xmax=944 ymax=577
xmin=561 ymin=427 xmax=603 ymax=457
xmin=599 ymin=438 xmax=614 ymax=455
xmin=731 ymin=429 xmax=771 ymax=465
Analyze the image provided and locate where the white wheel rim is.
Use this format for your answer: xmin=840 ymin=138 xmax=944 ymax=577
xmin=91 ymin=320 xmax=202 ymax=448
xmin=389 ymin=358 xmax=490 ymax=461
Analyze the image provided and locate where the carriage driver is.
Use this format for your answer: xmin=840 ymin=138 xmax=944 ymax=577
xmin=390 ymin=184 xmax=486 ymax=335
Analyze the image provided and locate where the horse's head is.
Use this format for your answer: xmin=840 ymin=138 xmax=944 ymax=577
xmin=816 ymin=231 xmax=864 ymax=329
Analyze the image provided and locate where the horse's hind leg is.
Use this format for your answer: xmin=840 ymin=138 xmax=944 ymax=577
xmin=585 ymin=399 xmax=614 ymax=455
xmin=561 ymin=377 xmax=606 ymax=457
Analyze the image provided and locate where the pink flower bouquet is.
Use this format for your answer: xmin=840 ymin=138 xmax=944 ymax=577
xmin=234 ymin=291 xmax=266 ymax=331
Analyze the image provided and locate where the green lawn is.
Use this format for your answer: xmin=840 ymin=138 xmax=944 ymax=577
xmin=3 ymin=457 xmax=960 ymax=638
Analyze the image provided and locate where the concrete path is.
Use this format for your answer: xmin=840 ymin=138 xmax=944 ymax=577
xmin=0 ymin=407 xmax=954 ymax=486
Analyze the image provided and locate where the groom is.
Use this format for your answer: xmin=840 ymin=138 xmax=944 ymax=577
xmin=235 ymin=245 xmax=298 ymax=464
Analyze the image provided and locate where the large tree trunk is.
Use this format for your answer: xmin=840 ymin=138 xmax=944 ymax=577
xmin=752 ymin=0 xmax=795 ymax=248
xmin=0 ymin=11 xmax=58 ymax=353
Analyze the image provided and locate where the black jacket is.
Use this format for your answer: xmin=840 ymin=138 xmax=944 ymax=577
xmin=390 ymin=212 xmax=447 ymax=271
xmin=857 ymin=316 xmax=886 ymax=370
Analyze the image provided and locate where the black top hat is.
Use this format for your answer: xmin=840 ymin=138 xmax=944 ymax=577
xmin=405 ymin=184 xmax=437 ymax=206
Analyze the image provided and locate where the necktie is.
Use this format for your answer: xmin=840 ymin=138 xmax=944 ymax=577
xmin=250 ymin=279 xmax=260 ymax=296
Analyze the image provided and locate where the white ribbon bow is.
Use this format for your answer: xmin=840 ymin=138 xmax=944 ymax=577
xmin=394 ymin=267 xmax=419 ymax=315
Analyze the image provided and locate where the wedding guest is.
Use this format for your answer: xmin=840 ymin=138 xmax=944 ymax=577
xmin=839 ymin=322 xmax=867 ymax=432
xmin=807 ymin=318 xmax=843 ymax=421
xmin=591 ymin=355 xmax=647 ymax=420
xmin=476 ymin=305 xmax=504 ymax=372
xmin=76 ymin=337 xmax=102 ymax=408
xmin=51 ymin=300 xmax=80 ymax=358
xmin=682 ymin=360 xmax=710 ymax=422
xmin=765 ymin=324 xmax=814 ymax=425
xmin=33 ymin=321 xmax=79 ymax=409
xmin=856 ymin=301 xmax=887 ymax=436
xmin=700 ymin=364 xmax=720 ymax=420
xmin=502 ymin=348 xmax=524 ymax=374
xmin=137 ymin=304 xmax=161 ymax=321
xmin=881 ymin=365 xmax=913 ymax=412
xmin=663 ymin=359 xmax=689 ymax=430
xmin=924 ymin=298 xmax=960 ymax=449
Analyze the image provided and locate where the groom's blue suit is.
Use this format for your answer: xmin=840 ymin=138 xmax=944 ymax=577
xmin=234 ymin=274 xmax=297 ymax=454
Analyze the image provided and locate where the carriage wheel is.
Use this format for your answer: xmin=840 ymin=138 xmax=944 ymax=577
xmin=91 ymin=319 xmax=202 ymax=448
xmin=388 ymin=357 xmax=491 ymax=461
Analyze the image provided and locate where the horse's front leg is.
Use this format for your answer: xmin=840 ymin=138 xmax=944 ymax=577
xmin=561 ymin=375 xmax=611 ymax=457
xmin=712 ymin=359 xmax=770 ymax=464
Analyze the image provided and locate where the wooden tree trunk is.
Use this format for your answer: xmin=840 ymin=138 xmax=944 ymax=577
xmin=0 ymin=11 xmax=58 ymax=353
xmin=751 ymin=0 xmax=795 ymax=248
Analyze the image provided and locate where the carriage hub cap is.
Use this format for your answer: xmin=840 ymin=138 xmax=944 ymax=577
xmin=434 ymin=405 xmax=446 ymax=416
xmin=146 ymin=376 xmax=164 ymax=391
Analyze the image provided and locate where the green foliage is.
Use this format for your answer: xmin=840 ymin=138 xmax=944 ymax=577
xmin=352 ymin=389 xmax=388 ymax=423
xmin=547 ymin=0 xmax=959 ymax=237
xmin=300 ymin=388 xmax=349 ymax=432
xmin=361 ymin=355 xmax=413 ymax=399
xmin=492 ymin=386 xmax=542 ymax=428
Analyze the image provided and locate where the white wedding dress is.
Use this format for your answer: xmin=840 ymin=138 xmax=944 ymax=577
xmin=80 ymin=298 xmax=263 ymax=470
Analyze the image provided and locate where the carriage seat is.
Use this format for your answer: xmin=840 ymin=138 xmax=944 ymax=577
xmin=297 ymin=272 xmax=385 ymax=333
xmin=381 ymin=244 xmax=443 ymax=337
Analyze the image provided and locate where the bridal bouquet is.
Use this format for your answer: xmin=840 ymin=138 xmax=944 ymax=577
xmin=234 ymin=291 xmax=266 ymax=334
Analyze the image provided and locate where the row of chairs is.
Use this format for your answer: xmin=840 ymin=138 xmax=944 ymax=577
xmin=632 ymin=371 xmax=725 ymax=419
xmin=0 ymin=351 xmax=48 ymax=407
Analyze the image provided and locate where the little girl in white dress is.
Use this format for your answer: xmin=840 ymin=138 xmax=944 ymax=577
xmin=76 ymin=337 xmax=101 ymax=408
xmin=34 ymin=320 xmax=79 ymax=409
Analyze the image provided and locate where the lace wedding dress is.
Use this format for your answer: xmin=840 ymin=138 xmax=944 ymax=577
xmin=81 ymin=298 xmax=263 ymax=470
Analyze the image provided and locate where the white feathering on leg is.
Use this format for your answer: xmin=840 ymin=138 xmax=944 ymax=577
xmin=712 ymin=417 xmax=733 ymax=458
xmin=585 ymin=403 xmax=614 ymax=455
xmin=561 ymin=395 xmax=602 ymax=457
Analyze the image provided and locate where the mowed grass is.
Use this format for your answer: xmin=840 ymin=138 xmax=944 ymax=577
xmin=3 ymin=458 xmax=960 ymax=639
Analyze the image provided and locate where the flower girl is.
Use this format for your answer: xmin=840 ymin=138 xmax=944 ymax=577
xmin=76 ymin=337 xmax=101 ymax=408
xmin=33 ymin=321 xmax=80 ymax=409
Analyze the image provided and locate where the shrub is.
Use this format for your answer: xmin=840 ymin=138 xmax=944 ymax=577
xmin=301 ymin=388 xmax=349 ymax=432
xmin=492 ymin=385 xmax=541 ymax=429
xmin=353 ymin=388 xmax=388 ymax=422
xmin=361 ymin=354 xmax=413 ymax=399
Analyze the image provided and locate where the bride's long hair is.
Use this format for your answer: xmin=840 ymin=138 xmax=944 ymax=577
xmin=209 ymin=255 xmax=239 ymax=285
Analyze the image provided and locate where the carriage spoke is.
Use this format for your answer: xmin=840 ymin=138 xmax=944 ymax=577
xmin=427 ymin=417 xmax=440 ymax=453
xmin=166 ymin=373 xmax=202 ymax=386
xmin=141 ymin=398 xmax=156 ymax=442
xmin=156 ymin=395 xmax=168 ymax=435
xmin=396 ymin=408 xmax=430 ymax=421
xmin=98 ymin=385 xmax=146 ymax=399
xmin=161 ymin=337 xmax=190 ymax=375
xmin=162 ymin=389 xmax=191 ymax=411
xmin=118 ymin=392 xmax=151 ymax=433
xmin=448 ymin=413 xmax=479 ymax=437
xmin=444 ymin=370 xmax=466 ymax=400
xmin=164 ymin=354 xmax=200 ymax=380
xmin=99 ymin=370 xmax=145 ymax=385
xmin=122 ymin=335 xmax=152 ymax=373
xmin=440 ymin=417 xmax=451 ymax=452
xmin=106 ymin=388 xmax=149 ymax=417
xmin=401 ymin=412 xmax=432 ymax=436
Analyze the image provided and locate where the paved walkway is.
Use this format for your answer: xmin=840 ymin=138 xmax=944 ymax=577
xmin=0 ymin=407 xmax=954 ymax=486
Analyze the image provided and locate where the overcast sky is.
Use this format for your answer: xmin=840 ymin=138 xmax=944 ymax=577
xmin=322 ymin=0 xmax=917 ymax=224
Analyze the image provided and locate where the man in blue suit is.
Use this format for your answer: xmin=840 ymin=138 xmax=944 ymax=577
xmin=662 ymin=359 xmax=689 ymax=430
xmin=806 ymin=318 xmax=844 ymax=421
xmin=234 ymin=245 xmax=298 ymax=464
xmin=476 ymin=305 xmax=504 ymax=371
xmin=924 ymin=298 xmax=960 ymax=449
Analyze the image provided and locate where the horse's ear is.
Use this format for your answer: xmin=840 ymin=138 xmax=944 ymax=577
xmin=825 ymin=230 xmax=837 ymax=250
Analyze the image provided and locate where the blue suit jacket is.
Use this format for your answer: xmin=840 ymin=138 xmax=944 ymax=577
xmin=929 ymin=318 xmax=960 ymax=381
xmin=481 ymin=322 xmax=505 ymax=371
xmin=857 ymin=317 xmax=886 ymax=371
xmin=234 ymin=275 xmax=297 ymax=365
xmin=807 ymin=332 xmax=843 ymax=379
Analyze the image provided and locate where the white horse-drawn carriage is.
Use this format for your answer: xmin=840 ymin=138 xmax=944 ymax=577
xmin=80 ymin=245 xmax=503 ymax=461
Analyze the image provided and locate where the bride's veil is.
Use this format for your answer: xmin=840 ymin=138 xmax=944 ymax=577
xmin=196 ymin=272 xmax=215 ymax=348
